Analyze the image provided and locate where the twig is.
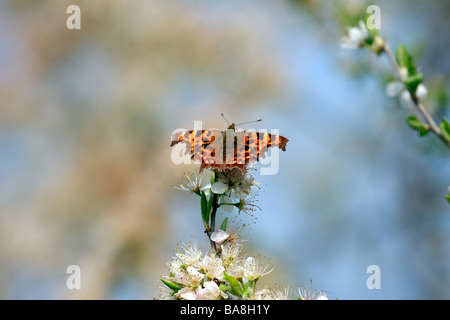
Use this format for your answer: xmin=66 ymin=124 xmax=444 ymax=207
xmin=383 ymin=42 xmax=450 ymax=149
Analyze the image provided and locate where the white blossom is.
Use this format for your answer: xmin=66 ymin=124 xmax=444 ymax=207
xmin=196 ymin=281 xmax=228 ymax=300
xmin=416 ymin=83 xmax=428 ymax=99
xmin=341 ymin=20 xmax=369 ymax=49
xmin=174 ymin=266 xmax=204 ymax=288
xmin=271 ymin=285 xmax=291 ymax=300
xmin=158 ymin=284 xmax=176 ymax=300
xmin=211 ymin=181 xmax=228 ymax=194
xmin=298 ymin=282 xmax=328 ymax=300
xmin=385 ymin=81 xmax=405 ymax=98
xmin=210 ymin=229 xmax=229 ymax=245
xmin=218 ymin=195 xmax=235 ymax=213
xmin=216 ymin=168 xmax=259 ymax=200
xmin=175 ymin=242 xmax=202 ymax=267
xmin=241 ymin=256 xmax=274 ymax=282
xmin=386 ymin=80 xmax=428 ymax=110
xmin=177 ymin=287 xmax=198 ymax=300
xmin=198 ymin=253 xmax=225 ymax=281
xmin=176 ymin=172 xmax=210 ymax=195
xmin=251 ymin=286 xmax=290 ymax=300
xmin=253 ymin=288 xmax=273 ymax=300
xmin=236 ymin=194 xmax=261 ymax=218
xmin=221 ymin=241 xmax=244 ymax=267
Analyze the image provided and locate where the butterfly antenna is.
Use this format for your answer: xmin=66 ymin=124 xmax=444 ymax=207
xmin=221 ymin=113 xmax=231 ymax=126
xmin=236 ymin=118 xmax=262 ymax=126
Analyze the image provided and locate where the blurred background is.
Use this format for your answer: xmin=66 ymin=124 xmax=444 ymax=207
xmin=1 ymin=0 xmax=449 ymax=299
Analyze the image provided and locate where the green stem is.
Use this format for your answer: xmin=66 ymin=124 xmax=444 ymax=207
xmin=207 ymin=170 xmax=220 ymax=251
xmin=211 ymin=201 xmax=216 ymax=231
xmin=210 ymin=195 xmax=218 ymax=236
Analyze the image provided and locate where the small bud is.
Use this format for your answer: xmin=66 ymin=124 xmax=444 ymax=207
xmin=373 ymin=35 xmax=385 ymax=54
xmin=399 ymin=67 xmax=409 ymax=81
xmin=415 ymin=84 xmax=428 ymax=100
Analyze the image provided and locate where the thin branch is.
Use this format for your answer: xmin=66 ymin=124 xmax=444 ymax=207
xmin=383 ymin=42 xmax=406 ymax=82
xmin=206 ymin=171 xmax=220 ymax=252
xmin=383 ymin=42 xmax=450 ymax=149
xmin=416 ymin=101 xmax=450 ymax=148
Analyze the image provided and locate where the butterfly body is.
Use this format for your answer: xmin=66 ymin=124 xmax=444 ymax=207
xmin=171 ymin=122 xmax=289 ymax=173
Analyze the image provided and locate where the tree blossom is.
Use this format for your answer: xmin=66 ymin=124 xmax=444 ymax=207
xmin=298 ymin=282 xmax=328 ymax=300
xmin=340 ymin=20 xmax=369 ymax=50
xmin=196 ymin=281 xmax=228 ymax=300
xmin=386 ymin=80 xmax=428 ymax=110
xmin=198 ymin=253 xmax=225 ymax=281
xmin=241 ymin=256 xmax=274 ymax=282
xmin=210 ymin=229 xmax=229 ymax=245
xmin=176 ymin=172 xmax=210 ymax=195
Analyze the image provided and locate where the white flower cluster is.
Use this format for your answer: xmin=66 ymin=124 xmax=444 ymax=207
xmin=159 ymin=241 xmax=286 ymax=300
xmin=385 ymin=68 xmax=428 ymax=110
xmin=177 ymin=168 xmax=261 ymax=218
xmin=159 ymin=242 xmax=329 ymax=300
xmin=214 ymin=167 xmax=261 ymax=217
xmin=340 ymin=20 xmax=428 ymax=110
xmin=169 ymin=167 xmax=331 ymax=300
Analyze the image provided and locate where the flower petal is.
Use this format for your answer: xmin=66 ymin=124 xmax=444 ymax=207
xmin=349 ymin=27 xmax=363 ymax=43
xmin=400 ymin=90 xmax=415 ymax=110
xmin=385 ymin=81 xmax=404 ymax=98
xmin=211 ymin=181 xmax=228 ymax=194
xmin=178 ymin=287 xmax=198 ymax=300
xmin=211 ymin=230 xmax=229 ymax=245
xmin=340 ymin=38 xmax=359 ymax=50
xmin=219 ymin=195 xmax=235 ymax=213
xmin=358 ymin=20 xmax=369 ymax=39
xmin=415 ymin=84 xmax=428 ymax=100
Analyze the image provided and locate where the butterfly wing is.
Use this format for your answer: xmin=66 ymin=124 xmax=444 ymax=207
xmin=241 ymin=131 xmax=289 ymax=160
xmin=170 ymin=129 xmax=222 ymax=158
xmin=171 ymin=128 xmax=289 ymax=172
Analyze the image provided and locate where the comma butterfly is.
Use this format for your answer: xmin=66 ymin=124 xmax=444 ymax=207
xmin=170 ymin=115 xmax=289 ymax=173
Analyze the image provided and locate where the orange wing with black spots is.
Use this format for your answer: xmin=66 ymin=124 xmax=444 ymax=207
xmin=170 ymin=130 xmax=220 ymax=154
xmin=170 ymin=126 xmax=288 ymax=172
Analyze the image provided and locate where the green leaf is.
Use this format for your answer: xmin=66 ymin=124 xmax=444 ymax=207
xmin=201 ymin=191 xmax=209 ymax=225
xmin=396 ymin=44 xmax=408 ymax=68
xmin=405 ymin=73 xmax=423 ymax=94
xmin=223 ymin=272 xmax=242 ymax=298
xmin=242 ymin=287 xmax=252 ymax=299
xmin=220 ymin=217 xmax=228 ymax=231
xmin=445 ymin=193 xmax=450 ymax=205
xmin=440 ymin=118 xmax=450 ymax=142
xmin=406 ymin=115 xmax=429 ymax=137
xmin=242 ymin=279 xmax=254 ymax=291
xmin=219 ymin=284 xmax=229 ymax=292
xmin=161 ymin=279 xmax=183 ymax=293
xmin=396 ymin=44 xmax=418 ymax=77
